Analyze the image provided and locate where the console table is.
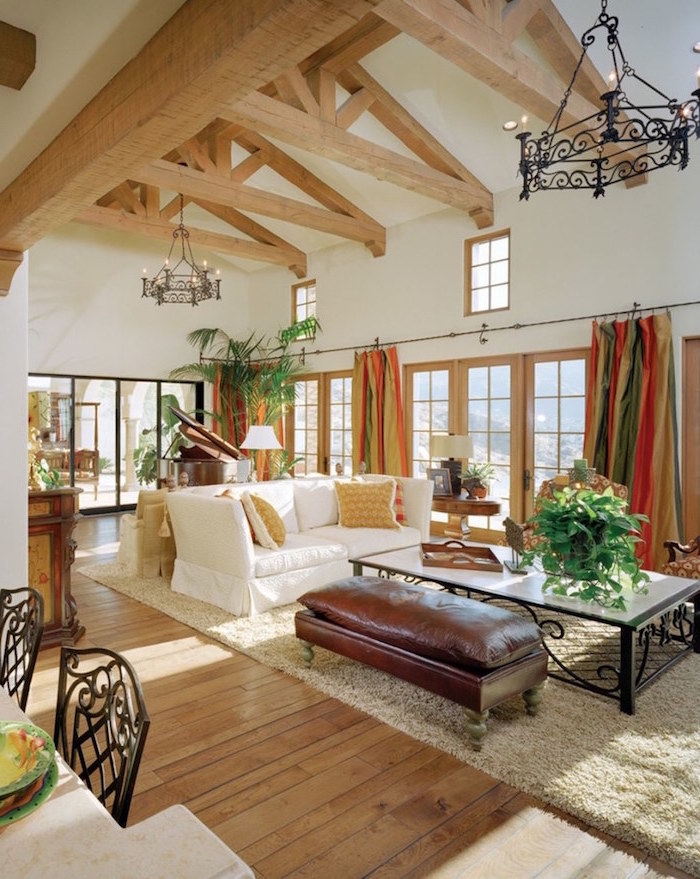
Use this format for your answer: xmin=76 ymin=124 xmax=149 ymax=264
xmin=431 ymin=493 xmax=501 ymax=538
xmin=28 ymin=487 xmax=84 ymax=647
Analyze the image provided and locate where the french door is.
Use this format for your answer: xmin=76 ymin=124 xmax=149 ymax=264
xmin=406 ymin=349 xmax=587 ymax=540
xmin=287 ymin=370 xmax=353 ymax=476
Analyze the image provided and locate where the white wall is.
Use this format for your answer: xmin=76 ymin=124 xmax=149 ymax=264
xmin=248 ymin=165 xmax=700 ymax=376
xmin=28 ymin=224 xmax=252 ymax=378
xmin=1 ymin=257 xmax=28 ymax=587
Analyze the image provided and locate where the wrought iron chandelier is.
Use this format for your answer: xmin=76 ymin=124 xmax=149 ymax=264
xmin=141 ymin=194 xmax=221 ymax=305
xmin=514 ymin=0 xmax=700 ymax=200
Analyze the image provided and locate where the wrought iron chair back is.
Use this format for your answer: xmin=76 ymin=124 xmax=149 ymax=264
xmin=53 ymin=646 xmax=150 ymax=827
xmin=0 ymin=587 xmax=44 ymax=710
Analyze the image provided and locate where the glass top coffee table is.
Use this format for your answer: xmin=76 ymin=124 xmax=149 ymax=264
xmin=351 ymin=544 xmax=700 ymax=714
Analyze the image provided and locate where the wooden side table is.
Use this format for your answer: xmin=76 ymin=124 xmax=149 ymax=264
xmin=431 ymin=494 xmax=502 ymax=538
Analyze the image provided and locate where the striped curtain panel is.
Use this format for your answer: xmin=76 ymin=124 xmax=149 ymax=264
xmin=352 ymin=346 xmax=408 ymax=476
xmin=583 ymin=313 xmax=681 ymax=570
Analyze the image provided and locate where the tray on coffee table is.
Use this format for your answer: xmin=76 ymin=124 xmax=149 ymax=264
xmin=420 ymin=540 xmax=503 ymax=572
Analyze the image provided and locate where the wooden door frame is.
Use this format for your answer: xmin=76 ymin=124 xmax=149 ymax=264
xmin=682 ymin=337 xmax=700 ymax=539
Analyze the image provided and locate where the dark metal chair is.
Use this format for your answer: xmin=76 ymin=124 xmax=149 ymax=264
xmin=53 ymin=646 xmax=150 ymax=827
xmin=0 ymin=586 xmax=44 ymax=710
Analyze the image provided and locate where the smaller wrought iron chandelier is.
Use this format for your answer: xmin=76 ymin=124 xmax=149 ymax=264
xmin=515 ymin=0 xmax=700 ymax=200
xmin=142 ymin=194 xmax=221 ymax=305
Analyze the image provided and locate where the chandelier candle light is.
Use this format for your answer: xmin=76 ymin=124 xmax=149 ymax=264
xmin=513 ymin=0 xmax=700 ymax=199
xmin=142 ymin=194 xmax=221 ymax=305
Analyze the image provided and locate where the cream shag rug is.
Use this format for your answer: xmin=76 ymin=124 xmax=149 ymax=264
xmin=80 ymin=562 xmax=700 ymax=876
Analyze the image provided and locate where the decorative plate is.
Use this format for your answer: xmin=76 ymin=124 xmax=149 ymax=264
xmin=0 ymin=758 xmax=58 ymax=827
xmin=0 ymin=721 xmax=56 ymax=813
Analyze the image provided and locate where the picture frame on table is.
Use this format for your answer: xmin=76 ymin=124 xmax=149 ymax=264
xmin=427 ymin=467 xmax=452 ymax=497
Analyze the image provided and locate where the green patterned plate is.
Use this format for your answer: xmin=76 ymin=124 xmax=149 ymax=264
xmin=0 ymin=758 xmax=58 ymax=827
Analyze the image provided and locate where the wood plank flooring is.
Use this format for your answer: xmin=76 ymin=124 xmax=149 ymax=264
xmin=24 ymin=514 xmax=693 ymax=879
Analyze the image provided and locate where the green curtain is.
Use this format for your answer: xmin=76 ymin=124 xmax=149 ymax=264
xmin=583 ymin=313 xmax=681 ymax=570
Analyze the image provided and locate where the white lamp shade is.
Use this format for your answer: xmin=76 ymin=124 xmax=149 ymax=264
xmin=240 ymin=425 xmax=282 ymax=450
xmin=430 ymin=434 xmax=473 ymax=459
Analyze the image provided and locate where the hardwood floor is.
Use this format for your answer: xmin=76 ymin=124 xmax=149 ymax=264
xmin=25 ymin=514 xmax=692 ymax=879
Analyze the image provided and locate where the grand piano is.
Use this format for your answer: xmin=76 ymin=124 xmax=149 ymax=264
xmin=159 ymin=406 xmax=248 ymax=486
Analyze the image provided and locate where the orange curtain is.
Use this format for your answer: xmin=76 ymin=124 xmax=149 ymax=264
xmin=211 ymin=363 xmax=247 ymax=448
xmin=352 ymin=346 xmax=407 ymax=476
xmin=583 ymin=313 xmax=681 ymax=570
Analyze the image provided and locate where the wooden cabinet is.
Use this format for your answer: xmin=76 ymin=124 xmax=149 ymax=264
xmin=28 ymin=487 xmax=85 ymax=648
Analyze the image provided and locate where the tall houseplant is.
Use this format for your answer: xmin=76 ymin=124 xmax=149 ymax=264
xmin=170 ymin=317 xmax=318 ymax=455
xmin=520 ymin=486 xmax=650 ymax=611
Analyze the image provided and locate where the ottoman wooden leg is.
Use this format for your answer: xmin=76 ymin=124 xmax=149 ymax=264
xmin=299 ymin=639 xmax=315 ymax=667
xmin=464 ymin=707 xmax=489 ymax=751
xmin=523 ymin=681 xmax=545 ymax=716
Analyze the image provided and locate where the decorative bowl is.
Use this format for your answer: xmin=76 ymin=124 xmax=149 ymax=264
xmin=0 ymin=722 xmax=55 ymax=816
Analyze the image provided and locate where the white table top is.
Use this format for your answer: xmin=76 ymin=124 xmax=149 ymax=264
xmin=0 ymin=690 xmax=253 ymax=879
xmin=352 ymin=543 xmax=700 ymax=629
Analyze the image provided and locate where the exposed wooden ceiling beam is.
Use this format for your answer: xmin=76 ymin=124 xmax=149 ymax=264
xmin=193 ymin=197 xmax=308 ymax=277
xmin=0 ymin=21 xmax=35 ymax=90
xmin=338 ymin=63 xmax=485 ymax=187
xmin=234 ymin=130 xmax=386 ymax=256
xmin=0 ymin=0 xmax=379 ymax=252
xmin=136 ymin=159 xmax=387 ymax=247
xmin=223 ymin=90 xmax=494 ymax=225
xmin=374 ymin=0 xmax=599 ymax=128
xmin=74 ymin=205 xmax=305 ymax=270
xmin=302 ymin=11 xmax=399 ymax=75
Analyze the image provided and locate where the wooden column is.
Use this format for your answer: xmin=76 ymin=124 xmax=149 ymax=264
xmin=28 ymin=487 xmax=85 ymax=647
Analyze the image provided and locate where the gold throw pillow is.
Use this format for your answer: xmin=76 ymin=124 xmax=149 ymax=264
xmin=335 ymin=480 xmax=399 ymax=530
xmin=241 ymin=491 xmax=286 ymax=549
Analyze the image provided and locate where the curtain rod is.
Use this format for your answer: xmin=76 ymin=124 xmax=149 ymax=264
xmin=291 ymin=297 xmax=700 ymax=360
xmin=201 ymin=297 xmax=700 ymax=364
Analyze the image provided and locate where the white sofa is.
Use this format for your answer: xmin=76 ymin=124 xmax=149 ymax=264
xmin=165 ymin=475 xmax=433 ymax=617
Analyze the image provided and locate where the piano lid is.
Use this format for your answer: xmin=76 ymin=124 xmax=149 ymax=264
xmin=169 ymin=406 xmax=243 ymax=462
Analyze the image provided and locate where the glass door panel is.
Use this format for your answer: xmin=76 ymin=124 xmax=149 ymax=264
xmin=526 ymin=353 xmax=587 ymax=515
xmin=327 ymin=374 xmax=353 ymax=476
xmin=120 ymin=381 xmax=159 ymax=505
xmin=462 ymin=360 xmax=513 ymax=538
xmin=292 ymin=377 xmax=319 ymax=476
xmin=74 ymin=378 xmax=117 ymax=510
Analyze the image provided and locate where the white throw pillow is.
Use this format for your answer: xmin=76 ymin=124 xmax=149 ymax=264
xmin=294 ymin=480 xmax=340 ymax=531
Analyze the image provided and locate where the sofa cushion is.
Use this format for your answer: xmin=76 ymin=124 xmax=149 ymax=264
xmin=253 ymin=533 xmax=348 ymax=578
xmin=294 ymin=479 xmax=340 ymax=531
xmin=299 ymin=577 xmax=543 ymax=670
xmin=308 ymin=524 xmax=421 ymax=558
xmin=335 ymin=480 xmax=399 ymax=529
xmin=241 ymin=491 xmax=286 ymax=549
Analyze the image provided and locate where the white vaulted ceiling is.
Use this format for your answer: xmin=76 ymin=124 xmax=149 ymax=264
xmin=0 ymin=0 xmax=697 ymax=280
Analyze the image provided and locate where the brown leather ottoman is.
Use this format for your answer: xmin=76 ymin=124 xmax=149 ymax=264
xmin=295 ymin=576 xmax=547 ymax=750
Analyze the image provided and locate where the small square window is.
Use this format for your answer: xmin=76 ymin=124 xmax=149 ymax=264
xmin=464 ymin=230 xmax=510 ymax=315
xmin=291 ymin=279 xmax=317 ymax=339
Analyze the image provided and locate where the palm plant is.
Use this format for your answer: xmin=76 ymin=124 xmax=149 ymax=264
xmin=169 ymin=317 xmax=318 ymax=448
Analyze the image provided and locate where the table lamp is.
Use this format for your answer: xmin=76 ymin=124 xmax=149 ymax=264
xmin=430 ymin=434 xmax=473 ymax=495
xmin=240 ymin=425 xmax=282 ymax=480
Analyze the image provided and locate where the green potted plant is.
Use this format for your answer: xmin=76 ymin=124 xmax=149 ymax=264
xmin=520 ymin=486 xmax=650 ymax=611
xmin=461 ymin=461 xmax=495 ymax=498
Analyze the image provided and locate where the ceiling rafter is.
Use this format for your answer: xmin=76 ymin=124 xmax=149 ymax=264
xmin=232 ymin=129 xmax=386 ymax=255
xmin=222 ymin=90 xmax=494 ymax=226
xmin=135 ymin=158 xmax=387 ymax=247
xmin=374 ymin=0 xmax=599 ymax=129
xmin=337 ymin=62 xmax=483 ymax=186
xmin=192 ymin=197 xmax=307 ymax=278
xmin=74 ymin=204 xmax=305 ymax=271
